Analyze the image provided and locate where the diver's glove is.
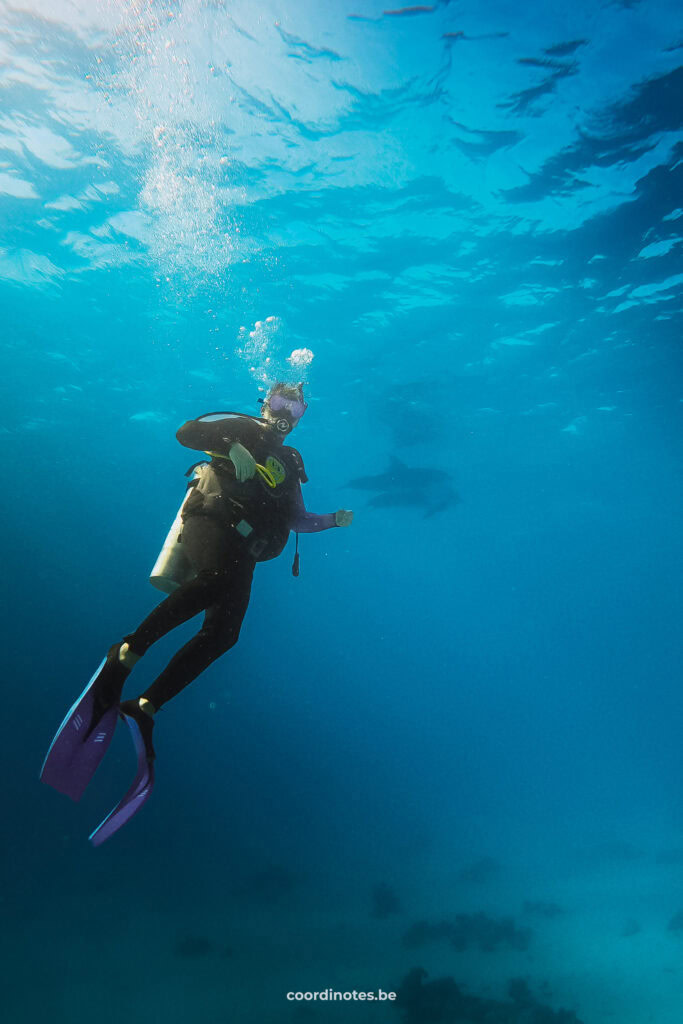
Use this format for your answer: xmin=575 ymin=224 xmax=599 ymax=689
xmin=229 ymin=442 xmax=257 ymax=482
xmin=335 ymin=509 xmax=354 ymax=527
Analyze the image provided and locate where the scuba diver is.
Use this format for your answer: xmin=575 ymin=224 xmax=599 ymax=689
xmin=41 ymin=383 xmax=353 ymax=845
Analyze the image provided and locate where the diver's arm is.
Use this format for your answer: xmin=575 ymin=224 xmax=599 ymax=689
xmin=176 ymin=414 xmax=263 ymax=456
xmin=293 ymin=510 xmax=338 ymax=533
xmin=290 ymin=483 xmax=350 ymax=533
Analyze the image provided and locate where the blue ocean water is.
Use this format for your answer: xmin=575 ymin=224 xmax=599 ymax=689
xmin=2 ymin=0 xmax=683 ymax=1020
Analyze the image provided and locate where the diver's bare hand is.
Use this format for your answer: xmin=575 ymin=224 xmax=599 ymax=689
xmin=335 ymin=509 xmax=354 ymax=527
xmin=229 ymin=442 xmax=256 ymax=481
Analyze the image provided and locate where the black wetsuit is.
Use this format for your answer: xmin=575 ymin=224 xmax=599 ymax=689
xmin=124 ymin=413 xmax=328 ymax=710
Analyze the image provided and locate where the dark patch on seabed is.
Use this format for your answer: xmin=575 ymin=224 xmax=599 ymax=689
xmin=393 ymin=969 xmax=583 ymax=1023
xmin=402 ymin=913 xmax=533 ymax=953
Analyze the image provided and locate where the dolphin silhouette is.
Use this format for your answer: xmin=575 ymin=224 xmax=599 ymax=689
xmin=346 ymin=457 xmax=460 ymax=517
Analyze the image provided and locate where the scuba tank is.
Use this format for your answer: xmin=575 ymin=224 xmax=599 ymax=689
xmin=149 ymin=447 xmax=304 ymax=590
xmin=148 ymin=458 xmax=267 ymax=591
xmin=149 ymin=467 xmax=206 ymax=593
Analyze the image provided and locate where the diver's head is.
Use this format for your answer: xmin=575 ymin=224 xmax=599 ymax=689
xmin=260 ymin=382 xmax=308 ymax=436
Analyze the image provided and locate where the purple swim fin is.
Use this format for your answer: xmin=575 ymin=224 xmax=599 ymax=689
xmin=89 ymin=711 xmax=155 ymax=847
xmin=40 ymin=647 xmax=127 ymax=802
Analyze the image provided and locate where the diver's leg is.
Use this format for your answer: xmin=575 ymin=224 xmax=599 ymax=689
xmin=136 ymin=561 xmax=254 ymax=711
xmin=88 ymin=569 xmax=226 ymax=732
xmin=123 ymin=516 xmax=244 ymax=656
xmin=124 ymin=569 xmax=237 ymax=655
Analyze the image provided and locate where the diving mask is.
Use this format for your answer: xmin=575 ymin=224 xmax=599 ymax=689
xmin=267 ymin=393 xmax=308 ymax=422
